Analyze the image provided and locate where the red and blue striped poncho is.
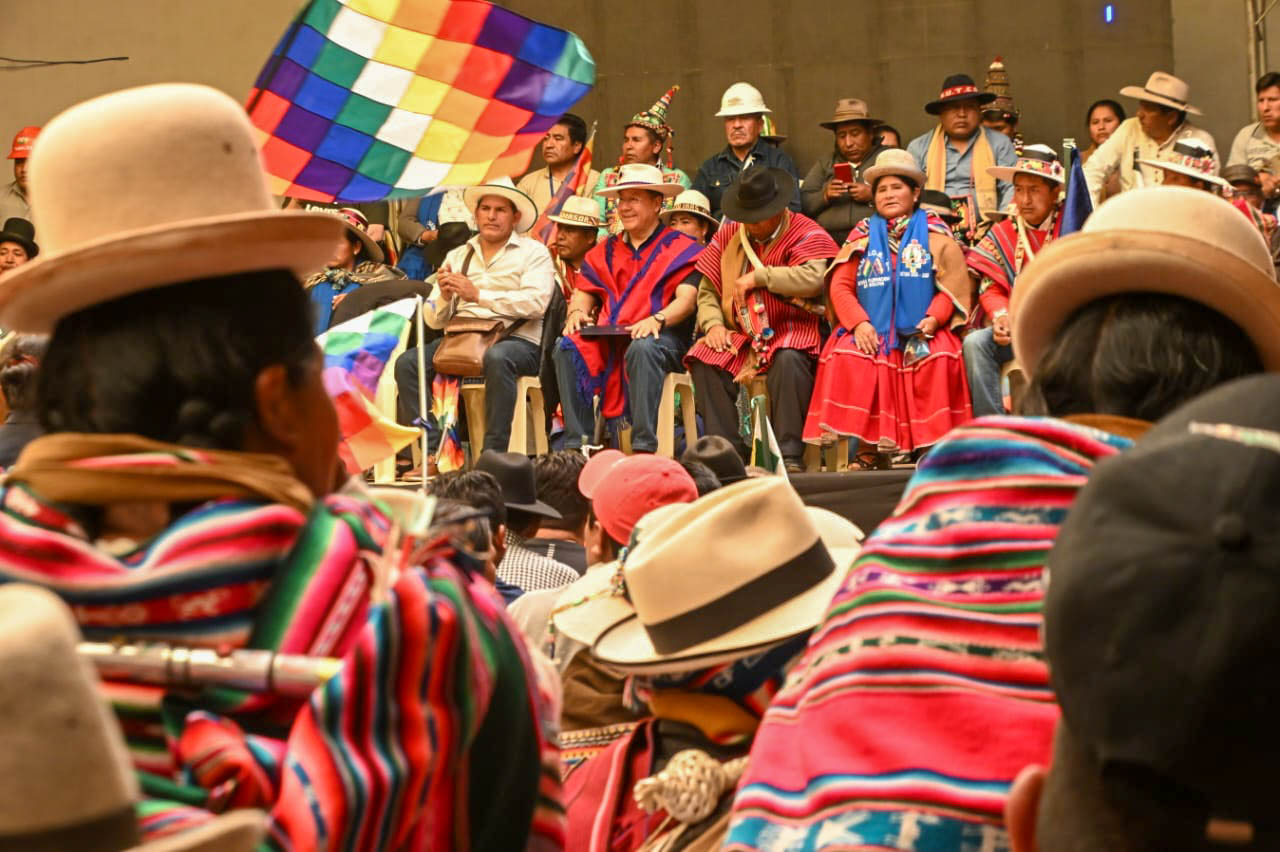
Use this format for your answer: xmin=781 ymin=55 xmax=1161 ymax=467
xmin=557 ymin=225 xmax=703 ymax=423
xmin=0 ymin=480 xmax=565 ymax=850
xmin=725 ymin=415 xmax=1134 ymax=851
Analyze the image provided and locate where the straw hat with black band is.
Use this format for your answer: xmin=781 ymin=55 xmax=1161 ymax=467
xmin=1011 ymin=186 xmax=1280 ymax=377
xmin=553 ymin=476 xmax=863 ymax=675
xmin=1118 ymin=71 xmax=1201 ymax=115
xmin=0 ymin=84 xmax=343 ymax=334
xmin=462 ymin=177 xmax=538 ymax=233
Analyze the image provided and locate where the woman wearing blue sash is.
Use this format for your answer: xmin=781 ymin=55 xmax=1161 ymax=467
xmin=804 ymin=149 xmax=973 ymax=463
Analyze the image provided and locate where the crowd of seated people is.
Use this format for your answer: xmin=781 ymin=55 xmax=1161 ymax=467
xmin=6 ymin=59 xmax=1280 ymax=852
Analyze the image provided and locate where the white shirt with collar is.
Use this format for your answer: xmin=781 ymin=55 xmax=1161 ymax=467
xmin=423 ymin=229 xmax=556 ymax=346
xmin=1082 ymin=116 xmax=1218 ymax=206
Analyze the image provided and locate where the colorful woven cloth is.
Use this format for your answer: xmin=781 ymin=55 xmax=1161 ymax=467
xmin=0 ymin=448 xmax=564 ymax=849
xmin=727 ymin=416 xmax=1133 ymax=851
xmin=557 ymin=226 xmax=703 ymax=424
xmin=318 ymin=297 xmax=420 ymax=472
xmin=248 ymin=0 xmax=596 ymax=201
xmin=966 ymin=211 xmax=1061 ymax=324
xmin=684 ymin=212 xmax=837 ymax=379
xmin=430 ymin=373 xmax=466 ymax=472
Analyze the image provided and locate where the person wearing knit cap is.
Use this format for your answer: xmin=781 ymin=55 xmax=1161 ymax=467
xmin=591 ymin=85 xmax=691 ymax=237
xmin=693 ymin=82 xmax=801 ymax=222
xmin=982 ymin=57 xmax=1023 ymax=152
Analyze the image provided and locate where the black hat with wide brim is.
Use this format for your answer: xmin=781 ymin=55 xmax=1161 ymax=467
xmin=424 ymin=221 xmax=474 ymax=270
xmin=475 ymin=450 xmax=562 ymax=519
xmin=0 ymin=217 xmax=38 ymax=258
xmin=925 ymin=74 xmax=997 ymax=115
xmin=719 ymin=167 xmax=797 ymax=224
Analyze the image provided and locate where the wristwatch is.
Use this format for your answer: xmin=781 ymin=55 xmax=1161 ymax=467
xmin=653 ymin=311 xmax=667 ymax=328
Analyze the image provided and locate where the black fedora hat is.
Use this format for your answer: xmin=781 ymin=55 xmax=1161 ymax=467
xmin=0 ymin=218 xmax=37 ymax=258
xmin=919 ymin=190 xmax=961 ymax=224
xmin=474 ymin=450 xmax=562 ymax=519
xmin=924 ymin=74 xmax=997 ymax=115
xmin=720 ymin=166 xmax=797 ymax=224
xmin=681 ymin=435 xmax=748 ymax=485
xmin=424 ymin=221 xmax=474 ymax=270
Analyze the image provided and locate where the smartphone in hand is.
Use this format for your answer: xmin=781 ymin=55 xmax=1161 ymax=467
xmin=833 ymin=162 xmax=854 ymax=184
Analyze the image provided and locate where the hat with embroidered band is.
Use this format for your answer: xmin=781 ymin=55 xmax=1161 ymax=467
xmin=820 ymin=98 xmax=879 ymax=130
xmin=0 ymin=84 xmax=343 ymax=335
xmin=719 ymin=166 xmax=796 ymax=224
xmin=1011 ymin=186 xmax=1280 ymax=378
xmin=557 ymin=476 xmax=864 ymax=675
xmin=924 ymin=73 xmax=997 ymax=115
xmin=716 ymin=82 xmax=772 ymax=118
xmin=987 ymin=144 xmax=1066 ymax=185
xmin=1119 ymin=70 xmax=1202 ymax=115
xmin=595 ymin=163 xmax=684 ymax=199
xmin=863 ymin=147 xmax=926 ymax=186
xmin=1138 ymin=140 xmax=1228 ymax=189
xmin=547 ymin=195 xmax=605 ymax=230
xmin=462 ymin=176 xmax=538 ymax=233
xmin=660 ymin=189 xmax=719 ymax=234
xmin=333 ymin=207 xmax=384 ymax=263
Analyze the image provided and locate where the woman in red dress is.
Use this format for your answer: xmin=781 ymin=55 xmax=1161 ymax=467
xmin=804 ymin=149 xmax=972 ymax=463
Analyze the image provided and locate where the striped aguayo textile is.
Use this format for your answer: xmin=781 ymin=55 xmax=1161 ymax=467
xmin=0 ymin=484 xmax=564 ymax=850
xmin=726 ymin=416 xmax=1133 ymax=851
xmin=683 ymin=212 xmax=838 ymax=377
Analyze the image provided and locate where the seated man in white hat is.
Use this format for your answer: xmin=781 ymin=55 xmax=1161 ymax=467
xmin=685 ymin=166 xmax=838 ymax=472
xmin=394 ymin=177 xmax=556 ymax=458
xmin=964 ymin=144 xmax=1067 ymax=416
xmin=553 ymin=476 xmax=863 ymax=850
xmin=554 ymin=163 xmax=703 ymax=453
xmin=592 ymin=86 xmax=691 ymax=237
xmin=303 ymin=206 xmax=405 ymax=334
xmin=1083 ymin=70 xmax=1218 ymax=206
xmin=802 ymin=98 xmax=886 ymax=244
xmin=693 ymin=82 xmax=801 ymax=222
xmin=661 ymin=188 xmax=718 ymax=244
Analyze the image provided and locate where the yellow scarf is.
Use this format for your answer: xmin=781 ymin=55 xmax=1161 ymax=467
xmin=924 ymin=125 xmax=997 ymax=215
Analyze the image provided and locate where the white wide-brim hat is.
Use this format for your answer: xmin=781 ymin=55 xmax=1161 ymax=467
xmin=660 ymin=189 xmax=719 ymax=231
xmin=547 ymin=194 xmax=604 ymax=229
xmin=555 ymin=477 xmax=864 ymax=675
xmin=0 ymin=84 xmax=343 ymax=334
xmin=987 ymin=144 xmax=1066 ymax=185
xmin=1012 ymin=186 xmax=1280 ymax=375
xmin=462 ymin=176 xmax=538 ymax=233
xmin=596 ymin=163 xmax=684 ymax=199
xmin=716 ymin=82 xmax=772 ymax=117
xmin=1136 ymin=158 xmax=1230 ymax=189
xmin=864 ymin=148 xmax=926 ymax=187
xmin=1119 ymin=70 xmax=1202 ymax=115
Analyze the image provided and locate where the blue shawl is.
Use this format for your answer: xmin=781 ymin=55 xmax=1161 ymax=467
xmin=858 ymin=208 xmax=936 ymax=354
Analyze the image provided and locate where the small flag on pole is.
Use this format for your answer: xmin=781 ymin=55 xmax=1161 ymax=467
xmin=749 ymin=395 xmax=787 ymax=479
xmin=317 ymin=298 xmax=420 ymax=473
xmin=531 ymin=121 xmax=596 ymax=244
xmin=1060 ymin=146 xmax=1093 ymax=236
xmin=246 ymin=0 xmax=596 ymax=202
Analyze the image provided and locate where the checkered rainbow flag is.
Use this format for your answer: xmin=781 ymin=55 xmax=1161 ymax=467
xmin=247 ymin=0 xmax=596 ymax=202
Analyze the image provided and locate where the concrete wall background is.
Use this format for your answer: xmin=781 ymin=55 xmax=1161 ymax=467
xmin=0 ymin=0 xmax=1256 ymax=190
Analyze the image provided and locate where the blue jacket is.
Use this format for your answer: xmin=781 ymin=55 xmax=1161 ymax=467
xmin=692 ymin=139 xmax=801 ymax=221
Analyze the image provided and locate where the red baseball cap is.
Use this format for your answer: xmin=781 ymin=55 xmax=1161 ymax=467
xmin=590 ymin=455 xmax=697 ymax=545
xmin=578 ymin=449 xmax=626 ymax=499
xmin=8 ymin=127 xmax=39 ymax=160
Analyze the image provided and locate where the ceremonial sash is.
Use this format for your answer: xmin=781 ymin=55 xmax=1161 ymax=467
xmin=858 ymin=210 xmax=936 ymax=354
xmin=924 ymin=126 xmax=997 ymax=215
xmin=967 ymin=208 xmax=1062 ymax=309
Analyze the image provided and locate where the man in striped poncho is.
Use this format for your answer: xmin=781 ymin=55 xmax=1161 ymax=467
xmin=684 ymin=167 xmax=838 ymax=473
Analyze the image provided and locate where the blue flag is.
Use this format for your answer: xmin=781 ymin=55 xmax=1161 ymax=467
xmin=1060 ymin=147 xmax=1093 ymax=235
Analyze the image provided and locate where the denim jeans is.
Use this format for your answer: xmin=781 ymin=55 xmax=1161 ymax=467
xmin=395 ymin=336 xmax=541 ymax=453
xmin=963 ymin=326 xmax=1014 ymax=417
xmin=554 ymin=329 xmax=687 ymax=453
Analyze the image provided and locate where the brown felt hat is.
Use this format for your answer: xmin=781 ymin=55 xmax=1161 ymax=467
xmin=0 ymin=84 xmax=343 ymax=334
xmin=820 ymin=98 xmax=879 ymax=130
xmin=0 ymin=583 xmax=265 ymax=850
xmin=1012 ymin=186 xmax=1280 ymax=376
